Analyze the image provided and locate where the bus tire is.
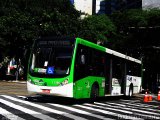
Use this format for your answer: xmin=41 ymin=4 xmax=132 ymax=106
xmin=90 ymin=83 xmax=99 ymax=100
xmin=129 ymin=84 xmax=133 ymax=97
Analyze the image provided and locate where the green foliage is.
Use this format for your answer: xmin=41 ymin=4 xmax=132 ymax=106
xmin=111 ymin=9 xmax=148 ymax=31
xmin=1 ymin=0 xmax=160 ymax=62
xmin=78 ymin=15 xmax=116 ymax=44
xmin=146 ymin=8 xmax=160 ymax=26
xmin=110 ymin=8 xmax=160 ymax=53
xmin=111 ymin=8 xmax=160 ymax=32
xmin=0 ymin=0 xmax=80 ymax=58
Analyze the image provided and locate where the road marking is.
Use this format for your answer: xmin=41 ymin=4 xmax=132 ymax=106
xmin=103 ymin=102 xmax=160 ymax=119
xmin=110 ymin=101 xmax=159 ymax=109
xmin=92 ymin=103 xmax=143 ymax=120
xmin=73 ymin=104 xmax=138 ymax=119
xmin=91 ymin=103 xmax=133 ymax=114
xmin=1 ymin=95 xmax=160 ymax=120
xmin=120 ymin=99 xmax=160 ymax=104
xmin=0 ymin=107 xmax=25 ymax=120
xmin=1 ymin=95 xmax=87 ymax=120
xmin=0 ymin=98 xmax=54 ymax=120
xmin=135 ymin=103 xmax=159 ymax=108
xmin=49 ymin=103 xmax=111 ymax=120
xmin=119 ymin=101 xmax=160 ymax=109
xmin=117 ymin=101 xmax=160 ymax=112
xmin=120 ymin=99 xmax=140 ymax=102
xmin=105 ymin=102 xmax=125 ymax=105
xmin=17 ymin=96 xmax=27 ymax=99
xmin=107 ymin=102 xmax=160 ymax=115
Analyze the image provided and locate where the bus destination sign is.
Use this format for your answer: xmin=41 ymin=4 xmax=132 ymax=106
xmin=38 ymin=40 xmax=71 ymax=46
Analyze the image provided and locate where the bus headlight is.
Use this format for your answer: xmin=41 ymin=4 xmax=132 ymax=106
xmin=28 ymin=79 xmax=34 ymax=84
xmin=59 ymin=79 xmax=68 ymax=86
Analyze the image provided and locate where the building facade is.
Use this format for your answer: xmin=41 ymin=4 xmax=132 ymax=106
xmin=71 ymin=0 xmax=160 ymax=15
xmin=74 ymin=0 xmax=93 ymax=15
xmin=70 ymin=0 xmax=142 ymax=15
xmin=107 ymin=0 xmax=142 ymax=14
xmin=142 ymin=0 xmax=160 ymax=9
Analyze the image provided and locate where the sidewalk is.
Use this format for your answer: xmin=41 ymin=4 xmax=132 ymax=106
xmin=8 ymin=80 xmax=27 ymax=84
xmin=1 ymin=80 xmax=27 ymax=84
xmin=0 ymin=80 xmax=28 ymax=95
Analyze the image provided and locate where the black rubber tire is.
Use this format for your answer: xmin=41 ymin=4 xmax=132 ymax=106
xmin=90 ymin=84 xmax=99 ymax=100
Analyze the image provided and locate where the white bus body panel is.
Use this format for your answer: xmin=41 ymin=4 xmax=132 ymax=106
xmin=125 ymin=75 xmax=142 ymax=96
xmin=110 ymin=76 xmax=141 ymax=96
xmin=27 ymin=81 xmax=73 ymax=97
xmin=111 ymin=78 xmax=121 ymax=95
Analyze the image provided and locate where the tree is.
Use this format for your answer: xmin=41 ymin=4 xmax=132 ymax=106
xmin=0 ymin=0 xmax=80 ymax=59
xmin=78 ymin=14 xmax=116 ymax=46
xmin=0 ymin=0 xmax=81 ymax=80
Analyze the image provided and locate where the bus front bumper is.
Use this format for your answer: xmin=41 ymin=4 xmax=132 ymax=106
xmin=27 ymin=81 xmax=73 ymax=97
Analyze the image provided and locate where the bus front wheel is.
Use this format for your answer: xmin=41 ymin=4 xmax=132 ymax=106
xmin=90 ymin=84 xmax=99 ymax=99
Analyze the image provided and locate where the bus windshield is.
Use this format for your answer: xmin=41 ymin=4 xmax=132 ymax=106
xmin=29 ymin=39 xmax=74 ymax=78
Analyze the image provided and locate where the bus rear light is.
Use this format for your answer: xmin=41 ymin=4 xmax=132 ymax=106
xmin=59 ymin=79 xmax=69 ymax=86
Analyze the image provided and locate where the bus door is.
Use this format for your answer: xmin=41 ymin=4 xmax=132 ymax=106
xmin=111 ymin=57 xmax=126 ymax=95
xmin=105 ymin=54 xmax=112 ymax=94
xmin=121 ymin=62 xmax=127 ymax=94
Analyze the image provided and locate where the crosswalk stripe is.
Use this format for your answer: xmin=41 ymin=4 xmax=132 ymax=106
xmin=120 ymin=99 xmax=140 ymax=102
xmin=134 ymin=103 xmax=159 ymax=108
xmin=118 ymin=101 xmax=160 ymax=110
xmin=2 ymin=95 xmax=160 ymax=120
xmin=95 ymin=102 xmax=159 ymax=118
xmin=1 ymin=95 xmax=87 ymax=120
xmin=120 ymin=99 xmax=160 ymax=105
xmin=73 ymin=104 xmax=137 ymax=119
xmin=17 ymin=96 xmax=27 ymax=99
xmin=0 ymin=98 xmax=55 ymax=120
xmin=91 ymin=103 xmax=133 ymax=114
xmin=0 ymin=107 xmax=25 ymax=120
xmin=106 ymin=102 xmax=158 ymax=108
xmin=85 ymin=103 xmax=143 ymax=120
xmin=106 ymin=101 xmax=160 ymax=115
xmin=48 ymin=103 xmax=111 ymax=120
xmin=101 ymin=102 xmax=160 ymax=118
xmin=115 ymin=102 xmax=160 ymax=112
xmin=104 ymin=102 xmax=126 ymax=107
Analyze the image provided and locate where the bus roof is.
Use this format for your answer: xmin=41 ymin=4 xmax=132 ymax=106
xmin=76 ymin=38 xmax=141 ymax=64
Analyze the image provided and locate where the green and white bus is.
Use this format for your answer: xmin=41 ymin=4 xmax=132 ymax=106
xmin=27 ymin=37 xmax=142 ymax=99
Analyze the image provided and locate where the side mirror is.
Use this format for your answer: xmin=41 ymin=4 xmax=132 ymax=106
xmin=80 ymin=54 xmax=85 ymax=65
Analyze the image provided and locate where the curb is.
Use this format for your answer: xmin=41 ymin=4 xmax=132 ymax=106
xmin=7 ymin=80 xmax=27 ymax=84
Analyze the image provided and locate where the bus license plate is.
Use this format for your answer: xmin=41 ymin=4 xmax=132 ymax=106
xmin=42 ymin=89 xmax=50 ymax=93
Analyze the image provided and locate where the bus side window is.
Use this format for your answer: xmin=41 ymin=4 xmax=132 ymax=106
xmin=112 ymin=57 xmax=123 ymax=79
xmin=91 ymin=49 xmax=105 ymax=77
xmin=127 ymin=62 xmax=141 ymax=77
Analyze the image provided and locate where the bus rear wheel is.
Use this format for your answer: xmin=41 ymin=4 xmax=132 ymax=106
xmin=90 ymin=84 xmax=99 ymax=100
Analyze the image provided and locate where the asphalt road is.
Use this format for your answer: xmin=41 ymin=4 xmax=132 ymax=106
xmin=0 ymin=95 xmax=160 ymax=120
xmin=0 ymin=81 xmax=160 ymax=120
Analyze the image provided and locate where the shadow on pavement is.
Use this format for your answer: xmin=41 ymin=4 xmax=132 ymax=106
xmin=24 ymin=95 xmax=136 ymax=105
